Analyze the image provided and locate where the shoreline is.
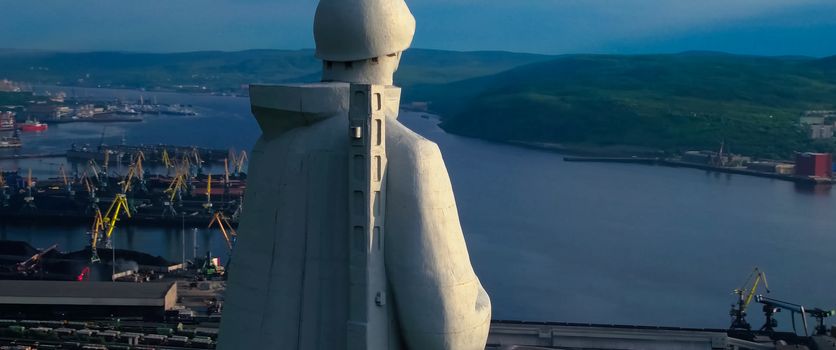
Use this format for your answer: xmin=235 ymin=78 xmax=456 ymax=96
xmin=564 ymin=156 xmax=833 ymax=185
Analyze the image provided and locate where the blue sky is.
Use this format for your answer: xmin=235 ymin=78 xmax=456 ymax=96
xmin=1 ymin=0 xmax=835 ymax=56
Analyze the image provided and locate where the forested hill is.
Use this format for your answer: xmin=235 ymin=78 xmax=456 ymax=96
xmin=0 ymin=48 xmax=550 ymax=92
xmin=408 ymin=52 xmax=836 ymax=158
xmin=3 ymin=48 xmax=835 ymax=158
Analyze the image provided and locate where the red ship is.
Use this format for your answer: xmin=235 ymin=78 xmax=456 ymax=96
xmin=19 ymin=119 xmax=48 ymax=132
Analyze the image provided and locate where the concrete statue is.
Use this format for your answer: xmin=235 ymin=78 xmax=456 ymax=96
xmin=217 ymin=0 xmax=491 ymax=349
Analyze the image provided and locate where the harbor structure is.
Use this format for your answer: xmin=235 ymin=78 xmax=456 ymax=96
xmin=219 ymin=0 xmax=490 ymax=349
xmin=795 ymin=152 xmax=833 ymax=178
xmin=0 ymin=280 xmax=177 ymax=321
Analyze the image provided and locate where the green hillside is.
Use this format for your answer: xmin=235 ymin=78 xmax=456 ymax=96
xmin=0 ymin=49 xmax=549 ymax=93
xmin=413 ymin=53 xmax=836 ymax=158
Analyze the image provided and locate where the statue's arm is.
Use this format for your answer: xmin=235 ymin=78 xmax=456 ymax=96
xmin=384 ymin=120 xmax=491 ymax=350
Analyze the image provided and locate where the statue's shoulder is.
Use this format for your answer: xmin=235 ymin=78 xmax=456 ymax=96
xmin=249 ymin=82 xmax=350 ymax=138
xmin=250 ymin=82 xmax=350 ymax=115
xmin=386 ymin=119 xmax=442 ymax=158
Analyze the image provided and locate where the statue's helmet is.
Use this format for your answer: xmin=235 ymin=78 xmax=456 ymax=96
xmin=314 ymin=0 xmax=416 ymax=62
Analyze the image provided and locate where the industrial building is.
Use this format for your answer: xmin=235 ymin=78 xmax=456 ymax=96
xmin=0 ymin=281 xmax=177 ymax=321
xmin=795 ymin=152 xmax=833 ymax=178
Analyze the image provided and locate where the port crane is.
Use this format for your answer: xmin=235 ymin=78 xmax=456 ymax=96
xmin=102 ymin=151 xmax=110 ymax=177
xmin=81 ymin=172 xmax=100 ymax=213
xmin=59 ymin=164 xmax=74 ymax=196
xmin=100 ymin=162 xmax=138 ymax=249
xmin=0 ymin=168 xmax=9 ymax=207
xmin=162 ymin=149 xmax=174 ymax=168
xmin=191 ymin=148 xmax=204 ymax=175
xmin=88 ymin=159 xmax=108 ymax=192
xmin=21 ymin=169 xmax=36 ymax=213
xmin=161 ymin=148 xmax=174 ymax=176
xmin=755 ymin=295 xmax=835 ymax=336
xmin=89 ymin=209 xmax=105 ymax=262
xmin=133 ymin=151 xmax=148 ymax=193
xmin=101 ymin=194 xmax=131 ymax=249
xmin=229 ymin=150 xmax=248 ymax=176
xmin=16 ymin=244 xmax=57 ymax=276
xmin=163 ymin=170 xmax=189 ymax=216
xmin=223 ymin=158 xmax=231 ymax=200
xmin=208 ymin=211 xmax=237 ymax=251
xmin=203 ymin=174 xmax=214 ymax=213
xmin=730 ymin=267 xmax=769 ymax=330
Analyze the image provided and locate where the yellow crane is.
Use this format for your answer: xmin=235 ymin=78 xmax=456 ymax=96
xmin=59 ymin=164 xmax=74 ymax=194
xmin=98 ymin=162 xmax=139 ymax=249
xmin=82 ymin=175 xmax=93 ymax=193
xmin=136 ymin=152 xmax=148 ymax=192
xmin=730 ymin=267 xmax=770 ymax=330
xmin=135 ymin=151 xmax=145 ymax=179
xmin=118 ymin=164 xmax=137 ymax=194
xmin=235 ymin=151 xmax=248 ymax=175
xmin=224 ymin=158 xmax=230 ymax=185
xmin=101 ymin=193 xmax=131 ymax=249
xmin=162 ymin=172 xmax=186 ymax=216
xmin=202 ymin=174 xmax=214 ymax=212
xmin=165 ymin=172 xmax=188 ymax=203
xmin=89 ymin=209 xmax=105 ymax=262
xmin=208 ymin=212 xmax=237 ymax=251
xmin=162 ymin=149 xmax=173 ymax=168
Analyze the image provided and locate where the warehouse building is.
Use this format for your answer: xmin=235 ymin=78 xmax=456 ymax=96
xmin=0 ymin=281 xmax=177 ymax=321
xmin=795 ymin=152 xmax=833 ymax=178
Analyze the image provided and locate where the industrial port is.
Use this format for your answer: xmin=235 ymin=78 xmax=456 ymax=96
xmin=2 ymin=0 xmax=836 ymax=343
xmin=0 ymin=135 xmax=245 ymax=347
xmin=2 ymin=85 xmax=836 ymax=350
xmin=0 ymin=106 xmax=246 ymax=349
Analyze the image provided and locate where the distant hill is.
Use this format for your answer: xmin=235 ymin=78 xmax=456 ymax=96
xmin=397 ymin=49 xmax=550 ymax=86
xmin=0 ymin=49 xmax=550 ymax=93
xmin=411 ymin=53 xmax=836 ymax=158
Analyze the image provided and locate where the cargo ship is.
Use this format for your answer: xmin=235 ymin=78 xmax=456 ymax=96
xmin=0 ymin=112 xmax=14 ymax=131
xmin=18 ymin=119 xmax=48 ymax=132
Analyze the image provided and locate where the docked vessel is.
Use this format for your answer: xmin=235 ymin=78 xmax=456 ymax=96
xmin=0 ymin=112 xmax=14 ymax=131
xmin=19 ymin=119 xmax=48 ymax=132
xmin=0 ymin=136 xmax=21 ymax=148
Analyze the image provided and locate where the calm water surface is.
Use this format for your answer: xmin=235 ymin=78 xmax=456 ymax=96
xmin=2 ymin=87 xmax=835 ymax=330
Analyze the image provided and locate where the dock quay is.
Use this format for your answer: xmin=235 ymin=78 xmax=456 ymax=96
xmin=1 ymin=147 xmax=247 ymax=230
xmin=564 ymin=156 xmax=834 ymax=185
xmin=43 ymin=115 xmax=143 ymax=124
xmin=486 ymin=320 xmax=815 ymax=349
xmin=0 ymin=153 xmax=66 ymax=160
xmin=562 ymin=156 xmax=662 ymax=165
xmin=67 ymin=144 xmax=236 ymax=165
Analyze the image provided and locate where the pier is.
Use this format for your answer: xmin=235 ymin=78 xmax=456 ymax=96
xmin=0 ymin=153 xmax=66 ymax=160
xmin=563 ymin=156 xmax=834 ymax=185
